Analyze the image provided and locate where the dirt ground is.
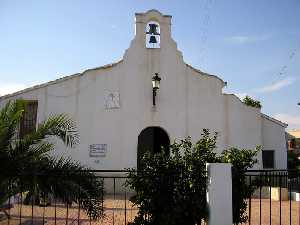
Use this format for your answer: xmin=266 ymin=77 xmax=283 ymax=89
xmin=243 ymin=198 xmax=300 ymax=225
xmin=0 ymin=195 xmax=138 ymax=225
xmin=0 ymin=198 xmax=299 ymax=225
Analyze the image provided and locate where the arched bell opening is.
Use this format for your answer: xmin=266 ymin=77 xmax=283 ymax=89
xmin=145 ymin=21 xmax=160 ymax=48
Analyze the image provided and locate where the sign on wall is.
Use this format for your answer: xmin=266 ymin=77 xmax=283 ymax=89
xmin=89 ymin=144 xmax=107 ymax=157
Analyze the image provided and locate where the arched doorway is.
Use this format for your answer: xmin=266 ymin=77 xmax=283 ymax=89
xmin=137 ymin=127 xmax=170 ymax=169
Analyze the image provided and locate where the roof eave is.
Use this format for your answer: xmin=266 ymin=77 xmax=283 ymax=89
xmin=261 ymin=113 xmax=288 ymax=128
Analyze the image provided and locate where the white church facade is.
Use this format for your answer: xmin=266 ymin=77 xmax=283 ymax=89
xmin=0 ymin=10 xmax=288 ymax=170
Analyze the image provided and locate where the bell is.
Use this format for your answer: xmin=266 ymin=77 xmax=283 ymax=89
xmin=149 ymin=35 xmax=157 ymax=44
xmin=147 ymin=24 xmax=159 ymax=35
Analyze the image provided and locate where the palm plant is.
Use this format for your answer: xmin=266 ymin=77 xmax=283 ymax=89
xmin=0 ymin=100 xmax=103 ymax=219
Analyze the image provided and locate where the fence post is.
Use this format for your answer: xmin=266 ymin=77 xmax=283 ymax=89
xmin=206 ymin=163 xmax=232 ymax=225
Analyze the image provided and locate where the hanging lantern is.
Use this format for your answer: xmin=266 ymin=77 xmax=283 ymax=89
xmin=152 ymin=73 xmax=161 ymax=90
xmin=152 ymin=73 xmax=161 ymax=106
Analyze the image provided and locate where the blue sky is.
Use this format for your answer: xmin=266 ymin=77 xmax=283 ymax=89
xmin=0 ymin=0 xmax=299 ymax=129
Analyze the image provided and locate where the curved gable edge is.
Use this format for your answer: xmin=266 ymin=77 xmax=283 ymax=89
xmin=135 ymin=9 xmax=172 ymax=18
xmin=0 ymin=59 xmax=123 ymax=101
xmin=224 ymin=93 xmax=287 ymax=128
xmin=223 ymin=93 xmax=262 ymax=117
xmin=261 ymin=113 xmax=288 ymax=128
xmin=185 ymin=63 xmax=226 ymax=87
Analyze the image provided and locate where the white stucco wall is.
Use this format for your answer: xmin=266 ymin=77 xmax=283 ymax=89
xmin=0 ymin=9 xmax=287 ymax=170
xmin=262 ymin=115 xmax=287 ymax=169
xmin=225 ymin=94 xmax=262 ymax=149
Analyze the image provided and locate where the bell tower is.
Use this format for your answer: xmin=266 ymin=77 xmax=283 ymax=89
xmin=146 ymin=21 xmax=160 ymax=48
xmin=134 ymin=9 xmax=172 ymax=49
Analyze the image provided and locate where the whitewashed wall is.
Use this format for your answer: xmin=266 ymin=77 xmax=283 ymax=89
xmin=262 ymin=116 xmax=287 ymax=169
xmin=0 ymin=10 xmax=287 ymax=170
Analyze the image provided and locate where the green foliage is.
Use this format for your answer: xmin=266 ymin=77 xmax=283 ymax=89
xmin=221 ymin=147 xmax=260 ymax=224
xmin=127 ymin=129 xmax=259 ymax=225
xmin=0 ymin=100 xmax=103 ymax=219
xmin=287 ymin=151 xmax=300 ymax=170
xmin=126 ymin=129 xmax=218 ymax=225
xmin=242 ymin=95 xmax=262 ymax=108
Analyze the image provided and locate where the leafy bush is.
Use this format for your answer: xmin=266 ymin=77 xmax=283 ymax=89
xmin=127 ymin=130 xmax=259 ymax=225
xmin=127 ymin=130 xmax=218 ymax=225
xmin=221 ymin=147 xmax=260 ymax=224
xmin=242 ymin=96 xmax=262 ymax=108
xmin=288 ymin=151 xmax=300 ymax=170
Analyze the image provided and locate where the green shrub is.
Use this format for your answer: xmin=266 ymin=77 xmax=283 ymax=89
xmin=242 ymin=96 xmax=262 ymax=108
xmin=126 ymin=129 xmax=218 ymax=225
xmin=126 ymin=130 xmax=259 ymax=225
xmin=221 ymin=147 xmax=260 ymax=224
xmin=288 ymin=151 xmax=300 ymax=170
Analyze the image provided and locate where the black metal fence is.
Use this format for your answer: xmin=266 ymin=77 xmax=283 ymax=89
xmin=0 ymin=170 xmax=210 ymax=225
xmin=0 ymin=170 xmax=137 ymax=225
xmin=4 ymin=169 xmax=298 ymax=225
xmin=244 ymin=170 xmax=300 ymax=225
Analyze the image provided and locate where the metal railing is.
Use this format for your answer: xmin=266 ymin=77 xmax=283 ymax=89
xmin=243 ymin=169 xmax=300 ymax=225
xmin=0 ymin=170 xmax=209 ymax=225
xmin=1 ymin=170 xmax=136 ymax=225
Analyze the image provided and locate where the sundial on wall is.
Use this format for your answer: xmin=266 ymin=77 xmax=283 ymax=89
xmin=104 ymin=91 xmax=120 ymax=109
